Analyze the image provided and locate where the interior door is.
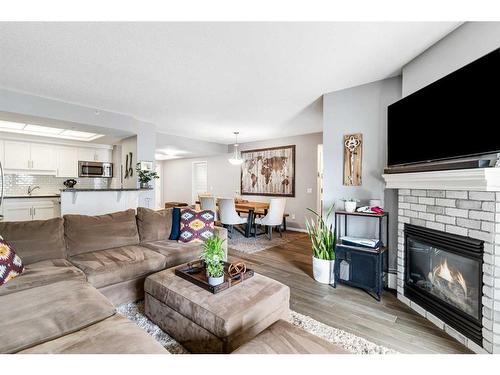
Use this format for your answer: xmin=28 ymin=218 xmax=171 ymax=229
xmin=4 ymin=141 xmax=30 ymax=170
xmin=30 ymin=143 xmax=56 ymax=171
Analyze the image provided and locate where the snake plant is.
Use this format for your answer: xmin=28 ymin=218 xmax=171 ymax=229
xmin=305 ymin=205 xmax=336 ymax=261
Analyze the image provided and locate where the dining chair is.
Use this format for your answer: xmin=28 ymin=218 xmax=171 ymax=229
xmin=254 ymin=198 xmax=287 ymax=240
xmin=200 ymin=196 xmax=218 ymax=221
xmin=218 ymin=198 xmax=248 ymax=238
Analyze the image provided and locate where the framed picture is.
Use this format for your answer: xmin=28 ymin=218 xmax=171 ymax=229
xmin=240 ymin=145 xmax=295 ymax=197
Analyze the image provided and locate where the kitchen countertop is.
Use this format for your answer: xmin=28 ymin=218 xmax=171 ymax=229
xmin=60 ymin=188 xmax=153 ymax=192
xmin=5 ymin=195 xmax=61 ymax=199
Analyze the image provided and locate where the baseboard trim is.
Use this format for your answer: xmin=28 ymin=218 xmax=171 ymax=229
xmin=286 ymin=227 xmax=308 ymax=233
xmin=387 ymin=273 xmax=397 ymax=290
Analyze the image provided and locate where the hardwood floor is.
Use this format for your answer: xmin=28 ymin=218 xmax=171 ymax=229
xmin=228 ymin=233 xmax=472 ymax=354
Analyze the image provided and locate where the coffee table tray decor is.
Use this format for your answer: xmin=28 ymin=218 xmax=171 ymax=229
xmin=174 ymin=260 xmax=254 ymax=294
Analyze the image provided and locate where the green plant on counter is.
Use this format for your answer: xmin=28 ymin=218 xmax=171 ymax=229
xmin=201 ymin=235 xmax=226 ymax=277
xmin=136 ymin=168 xmax=159 ymax=183
xmin=305 ymin=204 xmax=336 ymax=261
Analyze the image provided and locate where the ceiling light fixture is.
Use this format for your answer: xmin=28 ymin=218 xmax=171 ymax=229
xmin=228 ymin=131 xmax=244 ymax=166
xmin=0 ymin=120 xmax=104 ymax=141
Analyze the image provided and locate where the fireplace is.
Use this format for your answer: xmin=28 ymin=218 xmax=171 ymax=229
xmin=404 ymin=224 xmax=484 ymax=345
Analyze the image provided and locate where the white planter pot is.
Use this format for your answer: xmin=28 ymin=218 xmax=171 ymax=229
xmin=344 ymin=201 xmax=357 ymax=213
xmin=208 ymin=275 xmax=224 ymax=286
xmin=312 ymin=257 xmax=335 ymax=284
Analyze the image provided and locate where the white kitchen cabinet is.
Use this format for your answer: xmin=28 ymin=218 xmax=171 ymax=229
xmin=30 ymin=143 xmax=56 ymax=171
xmin=78 ymin=147 xmax=111 ymax=162
xmin=94 ymin=148 xmax=112 ymax=162
xmin=4 ymin=141 xmax=31 ymax=170
xmin=56 ymin=146 xmax=78 ymax=177
xmin=2 ymin=198 xmax=59 ymax=221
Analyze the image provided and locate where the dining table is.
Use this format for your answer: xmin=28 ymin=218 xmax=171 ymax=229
xmin=196 ymin=199 xmax=270 ymax=237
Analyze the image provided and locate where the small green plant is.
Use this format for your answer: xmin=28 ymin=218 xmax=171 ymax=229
xmin=305 ymin=205 xmax=336 ymax=261
xmin=201 ymin=235 xmax=226 ymax=278
xmin=136 ymin=168 xmax=159 ymax=184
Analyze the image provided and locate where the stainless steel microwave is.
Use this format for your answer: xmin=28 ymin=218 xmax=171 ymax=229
xmin=78 ymin=161 xmax=113 ymax=178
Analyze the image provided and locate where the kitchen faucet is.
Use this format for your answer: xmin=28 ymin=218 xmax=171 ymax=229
xmin=27 ymin=185 xmax=40 ymax=196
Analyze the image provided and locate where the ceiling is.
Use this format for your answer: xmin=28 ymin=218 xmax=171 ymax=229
xmin=0 ymin=22 xmax=460 ymax=144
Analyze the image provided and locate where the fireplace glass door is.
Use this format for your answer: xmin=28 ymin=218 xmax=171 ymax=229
xmin=406 ymin=237 xmax=481 ymax=320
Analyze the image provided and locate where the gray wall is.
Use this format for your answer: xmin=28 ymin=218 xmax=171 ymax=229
xmin=162 ymin=132 xmax=323 ymax=230
xmin=0 ymin=88 xmax=156 ymax=207
xmin=323 ymin=77 xmax=401 ymax=277
xmin=402 ymin=22 xmax=500 ymax=96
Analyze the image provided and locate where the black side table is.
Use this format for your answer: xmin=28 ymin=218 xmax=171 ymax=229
xmin=333 ymin=210 xmax=389 ymax=301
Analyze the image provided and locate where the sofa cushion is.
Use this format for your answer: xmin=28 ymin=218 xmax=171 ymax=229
xmin=19 ymin=314 xmax=168 ymax=354
xmin=0 ymin=217 xmax=66 ymax=265
xmin=232 ymin=319 xmax=350 ymax=354
xmin=137 ymin=207 xmax=173 ymax=243
xmin=64 ymin=209 xmax=140 ymax=256
xmin=0 ymin=237 xmax=24 ymax=286
xmin=0 ymin=259 xmax=85 ymax=296
xmin=69 ymin=245 xmax=167 ymax=289
xmin=178 ymin=208 xmax=215 ymax=243
xmin=0 ymin=279 xmax=115 ymax=353
xmin=141 ymin=240 xmax=202 ymax=268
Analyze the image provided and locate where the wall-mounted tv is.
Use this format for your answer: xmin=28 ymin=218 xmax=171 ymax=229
xmin=387 ymin=48 xmax=500 ymax=167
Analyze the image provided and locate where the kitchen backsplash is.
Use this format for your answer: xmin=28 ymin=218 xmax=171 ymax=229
xmin=4 ymin=174 xmax=111 ymax=196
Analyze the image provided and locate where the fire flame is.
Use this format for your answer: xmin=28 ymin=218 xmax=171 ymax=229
xmin=432 ymin=259 xmax=468 ymax=296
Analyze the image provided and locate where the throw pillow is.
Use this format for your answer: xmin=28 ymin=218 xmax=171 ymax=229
xmin=169 ymin=207 xmax=182 ymax=240
xmin=178 ymin=209 xmax=215 ymax=243
xmin=0 ymin=236 xmax=25 ymax=286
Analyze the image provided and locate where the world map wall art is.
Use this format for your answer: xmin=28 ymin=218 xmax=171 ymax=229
xmin=240 ymin=145 xmax=295 ymax=197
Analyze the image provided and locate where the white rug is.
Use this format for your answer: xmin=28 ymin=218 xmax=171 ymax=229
xmin=117 ymin=300 xmax=398 ymax=354
xmin=228 ymin=229 xmax=306 ymax=254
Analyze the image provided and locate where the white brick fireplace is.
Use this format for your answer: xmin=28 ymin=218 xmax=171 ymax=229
xmin=383 ymin=168 xmax=500 ymax=354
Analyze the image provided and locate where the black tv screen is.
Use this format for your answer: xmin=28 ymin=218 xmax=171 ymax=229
xmin=387 ymin=48 xmax=500 ymax=166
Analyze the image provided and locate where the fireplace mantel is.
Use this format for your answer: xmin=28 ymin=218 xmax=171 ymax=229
xmin=382 ymin=168 xmax=500 ymax=191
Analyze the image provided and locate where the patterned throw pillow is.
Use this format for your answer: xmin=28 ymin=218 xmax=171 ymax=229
xmin=178 ymin=209 xmax=215 ymax=243
xmin=0 ymin=236 xmax=25 ymax=286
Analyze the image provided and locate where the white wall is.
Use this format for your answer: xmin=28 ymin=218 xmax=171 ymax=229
xmin=402 ymin=22 xmax=500 ymax=96
xmin=0 ymin=88 xmax=156 ymax=207
xmin=323 ymin=77 xmax=401 ymax=275
xmin=162 ymin=132 xmax=323 ymax=230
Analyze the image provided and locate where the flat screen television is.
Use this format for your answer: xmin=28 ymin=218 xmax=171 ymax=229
xmin=387 ymin=48 xmax=500 ymax=167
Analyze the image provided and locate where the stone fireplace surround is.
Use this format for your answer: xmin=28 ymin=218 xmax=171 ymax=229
xmin=383 ymin=168 xmax=500 ymax=354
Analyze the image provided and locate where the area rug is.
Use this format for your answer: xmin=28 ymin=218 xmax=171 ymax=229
xmin=116 ymin=300 xmax=398 ymax=354
xmin=228 ymin=229 xmax=306 ymax=254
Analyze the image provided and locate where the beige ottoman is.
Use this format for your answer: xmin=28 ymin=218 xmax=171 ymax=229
xmin=232 ymin=319 xmax=350 ymax=354
xmin=144 ymin=267 xmax=290 ymax=353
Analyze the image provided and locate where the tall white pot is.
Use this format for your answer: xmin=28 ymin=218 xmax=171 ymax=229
xmin=312 ymin=257 xmax=335 ymax=284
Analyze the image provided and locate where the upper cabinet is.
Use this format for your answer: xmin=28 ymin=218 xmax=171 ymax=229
xmin=4 ymin=141 xmax=55 ymax=171
xmin=0 ymin=138 xmax=112 ymax=175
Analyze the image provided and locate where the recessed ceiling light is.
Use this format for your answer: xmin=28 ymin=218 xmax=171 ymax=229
xmin=0 ymin=120 xmax=104 ymax=141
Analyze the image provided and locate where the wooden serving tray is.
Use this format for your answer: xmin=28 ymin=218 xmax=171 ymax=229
xmin=174 ymin=260 xmax=254 ymax=294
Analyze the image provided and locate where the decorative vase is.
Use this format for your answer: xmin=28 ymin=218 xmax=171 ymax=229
xmin=140 ymin=181 xmax=150 ymax=189
xmin=344 ymin=201 xmax=357 ymax=213
xmin=312 ymin=256 xmax=335 ymax=284
xmin=208 ymin=275 xmax=224 ymax=286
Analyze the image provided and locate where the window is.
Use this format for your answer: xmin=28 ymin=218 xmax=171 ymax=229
xmin=192 ymin=161 xmax=208 ymax=204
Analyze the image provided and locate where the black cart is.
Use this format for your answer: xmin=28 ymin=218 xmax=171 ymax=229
xmin=333 ymin=210 xmax=389 ymax=301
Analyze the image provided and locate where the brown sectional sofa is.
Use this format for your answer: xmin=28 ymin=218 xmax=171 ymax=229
xmin=0 ymin=207 xmax=228 ymax=354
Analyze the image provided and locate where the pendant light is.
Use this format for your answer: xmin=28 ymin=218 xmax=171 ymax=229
xmin=228 ymin=131 xmax=244 ymax=165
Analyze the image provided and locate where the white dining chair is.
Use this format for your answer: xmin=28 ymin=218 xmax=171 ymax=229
xmin=218 ymin=198 xmax=248 ymax=238
xmin=200 ymin=196 xmax=218 ymax=221
xmin=254 ymin=198 xmax=287 ymax=240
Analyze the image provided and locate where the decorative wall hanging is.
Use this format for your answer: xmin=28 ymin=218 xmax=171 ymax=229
xmin=343 ymin=133 xmax=362 ymax=186
xmin=241 ymin=145 xmax=295 ymax=197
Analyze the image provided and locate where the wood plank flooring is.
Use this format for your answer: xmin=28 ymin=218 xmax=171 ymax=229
xmin=228 ymin=233 xmax=472 ymax=354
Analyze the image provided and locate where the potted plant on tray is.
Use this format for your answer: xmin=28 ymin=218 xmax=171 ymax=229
xmin=305 ymin=205 xmax=336 ymax=285
xmin=136 ymin=168 xmax=159 ymax=189
xmin=201 ymin=235 xmax=226 ymax=286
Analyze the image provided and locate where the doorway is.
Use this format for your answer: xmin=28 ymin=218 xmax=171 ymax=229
xmin=192 ymin=161 xmax=208 ymax=204
xmin=317 ymin=144 xmax=324 ymax=214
